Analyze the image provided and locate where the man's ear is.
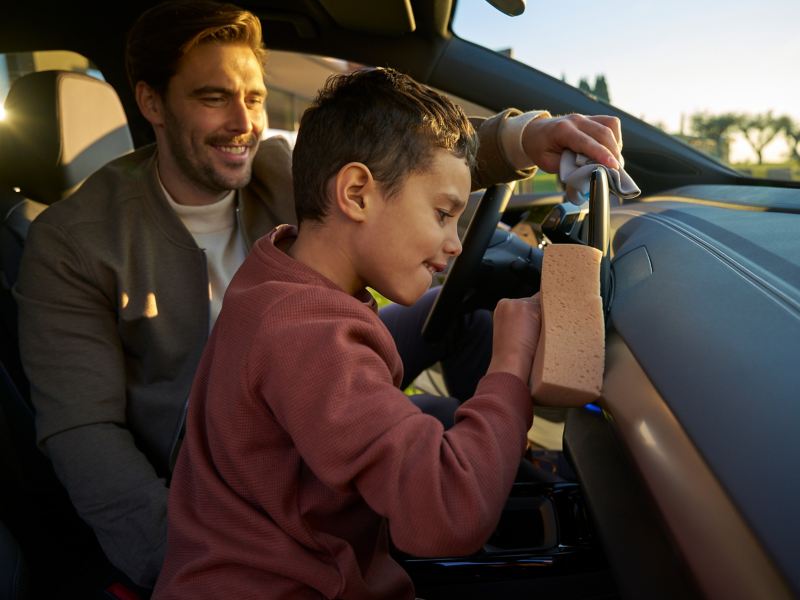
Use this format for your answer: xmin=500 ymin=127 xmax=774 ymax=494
xmin=333 ymin=162 xmax=376 ymax=223
xmin=135 ymin=81 xmax=165 ymax=127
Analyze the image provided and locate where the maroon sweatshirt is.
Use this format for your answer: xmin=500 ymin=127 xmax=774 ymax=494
xmin=153 ymin=226 xmax=533 ymax=599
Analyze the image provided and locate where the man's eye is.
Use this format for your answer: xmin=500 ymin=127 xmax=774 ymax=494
xmin=247 ymin=97 xmax=265 ymax=108
xmin=436 ymin=209 xmax=452 ymax=224
xmin=201 ymin=96 xmax=225 ymax=105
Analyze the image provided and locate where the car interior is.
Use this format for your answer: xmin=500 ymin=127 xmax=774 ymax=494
xmin=1 ymin=1 xmax=798 ymax=599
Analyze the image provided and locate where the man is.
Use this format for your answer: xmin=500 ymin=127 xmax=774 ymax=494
xmin=15 ymin=0 xmax=623 ymax=589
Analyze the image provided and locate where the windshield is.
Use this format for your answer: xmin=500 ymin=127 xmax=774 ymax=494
xmin=453 ymin=0 xmax=800 ymax=182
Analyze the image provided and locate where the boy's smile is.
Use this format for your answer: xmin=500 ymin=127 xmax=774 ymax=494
xmin=424 ymin=261 xmax=447 ymax=275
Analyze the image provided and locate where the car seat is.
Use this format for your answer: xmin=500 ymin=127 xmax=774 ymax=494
xmin=0 ymin=69 xmax=133 ymax=397
xmin=0 ymin=69 xmax=136 ymax=599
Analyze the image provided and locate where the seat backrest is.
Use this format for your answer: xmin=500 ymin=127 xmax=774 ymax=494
xmin=0 ymin=70 xmax=134 ymax=394
xmin=0 ymin=69 xmax=134 ymax=289
xmin=0 ymin=69 xmax=134 ymax=205
xmin=0 ymin=70 xmax=134 ymax=598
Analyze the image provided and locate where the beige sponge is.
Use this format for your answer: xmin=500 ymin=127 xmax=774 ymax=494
xmin=530 ymin=244 xmax=605 ymax=406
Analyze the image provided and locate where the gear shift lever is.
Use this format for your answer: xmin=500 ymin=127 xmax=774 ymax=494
xmin=588 ymin=168 xmax=611 ymax=314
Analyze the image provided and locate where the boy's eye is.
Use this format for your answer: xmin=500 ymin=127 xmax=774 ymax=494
xmin=436 ymin=209 xmax=452 ymax=225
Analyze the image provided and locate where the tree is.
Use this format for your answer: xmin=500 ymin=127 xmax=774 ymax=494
xmin=736 ymin=111 xmax=788 ymax=165
xmin=593 ymin=75 xmax=610 ymax=103
xmin=576 ymin=75 xmax=611 ymax=103
xmin=782 ymin=117 xmax=800 ymax=163
xmin=689 ymin=112 xmax=739 ymax=161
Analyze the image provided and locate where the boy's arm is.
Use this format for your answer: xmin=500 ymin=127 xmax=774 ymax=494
xmin=15 ymin=220 xmax=167 ymax=587
xmin=259 ymin=305 xmax=534 ymax=558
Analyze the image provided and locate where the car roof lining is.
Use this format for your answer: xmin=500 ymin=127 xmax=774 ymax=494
xmin=245 ymin=0 xmax=452 ymax=39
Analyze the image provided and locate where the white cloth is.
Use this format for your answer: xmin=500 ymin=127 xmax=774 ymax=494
xmin=559 ymin=150 xmax=641 ymax=205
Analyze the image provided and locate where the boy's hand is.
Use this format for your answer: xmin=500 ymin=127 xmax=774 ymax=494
xmin=487 ymin=294 xmax=541 ymax=383
xmin=522 ymin=114 xmax=623 ymax=173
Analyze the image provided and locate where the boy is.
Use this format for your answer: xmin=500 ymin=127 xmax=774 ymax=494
xmin=153 ymin=68 xmax=541 ymax=599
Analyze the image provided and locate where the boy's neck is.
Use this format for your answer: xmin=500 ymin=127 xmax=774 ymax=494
xmin=287 ymin=224 xmax=362 ymax=296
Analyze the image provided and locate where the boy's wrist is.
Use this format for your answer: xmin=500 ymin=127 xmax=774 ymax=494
xmin=486 ymin=356 xmax=532 ymax=384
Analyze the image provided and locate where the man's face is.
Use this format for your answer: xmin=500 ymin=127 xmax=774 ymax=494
xmin=156 ymin=42 xmax=267 ymax=203
xmin=357 ymin=149 xmax=470 ymax=306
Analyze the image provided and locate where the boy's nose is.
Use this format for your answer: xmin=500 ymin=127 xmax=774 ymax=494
xmin=443 ymin=233 xmax=462 ymax=257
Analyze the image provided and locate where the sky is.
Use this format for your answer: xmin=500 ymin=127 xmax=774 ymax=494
xmin=453 ymin=0 xmax=800 ymax=163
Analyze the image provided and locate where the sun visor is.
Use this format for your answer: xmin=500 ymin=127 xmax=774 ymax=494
xmin=318 ymin=0 xmax=416 ymax=35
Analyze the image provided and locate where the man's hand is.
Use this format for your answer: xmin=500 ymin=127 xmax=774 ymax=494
xmin=487 ymin=294 xmax=541 ymax=383
xmin=522 ymin=114 xmax=623 ymax=173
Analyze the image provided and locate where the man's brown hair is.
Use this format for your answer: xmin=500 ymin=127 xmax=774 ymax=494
xmin=293 ymin=67 xmax=478 ymax=224
xmin=125 ymin=0 xmax=267 ymax=96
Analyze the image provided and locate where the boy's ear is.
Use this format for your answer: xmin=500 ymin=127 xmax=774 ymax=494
xmin=334 ymin=162 xmax=375 ymax=223
xmin=136 ymin=81 xmax=165 ymax=127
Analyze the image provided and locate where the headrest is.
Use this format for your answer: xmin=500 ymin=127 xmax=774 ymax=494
xmin=0 ymin=70 xmax=134 ymax=205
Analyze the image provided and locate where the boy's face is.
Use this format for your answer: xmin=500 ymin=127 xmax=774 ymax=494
xmin=150 ymin=41 xmax=267 ymax=202
xmin=358 ymin=149 xmax=470 ymax=306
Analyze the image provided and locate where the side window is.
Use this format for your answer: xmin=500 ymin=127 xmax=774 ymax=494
xmin=263 ymin=50 xmax=331 ymax=145
xmin=0 ymin=50 xmax=103 ymax=119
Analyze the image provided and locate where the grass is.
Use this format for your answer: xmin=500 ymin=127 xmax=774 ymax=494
xmin=732 ymin=162 xmax=800 ymax=181
xmin=368 ymin=288 xmax=392 ymax=309
xmin=517 ymin=171 xmax=559 ymax=194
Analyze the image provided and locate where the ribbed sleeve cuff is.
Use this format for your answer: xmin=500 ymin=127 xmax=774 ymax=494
xmin=500 ymin=110 xmax=552 ymax=170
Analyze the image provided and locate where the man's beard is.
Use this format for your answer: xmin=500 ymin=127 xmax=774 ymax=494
xmin=163 ymin=112 xmax=257 ymax=194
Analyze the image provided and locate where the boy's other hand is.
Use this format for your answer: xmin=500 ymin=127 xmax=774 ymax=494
xmin=522 ymin=114 xmax=622 ymax=173
xmin=487 ymin=294 xmax=541 ymax=383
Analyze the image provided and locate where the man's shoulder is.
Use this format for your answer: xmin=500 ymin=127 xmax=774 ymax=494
xmin=35 ymin=145 xmax=156 ymax=228
xmin=257 ymin=134 xmax=293 ymax=155
xmin=248 ymin=135 xmax=293 ymax=197
xmin=252 ymin=135 xmax=292 ymax=173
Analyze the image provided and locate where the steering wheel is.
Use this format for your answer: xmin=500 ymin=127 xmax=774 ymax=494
xmin=421 ymin=183 xmax=514 ymax=342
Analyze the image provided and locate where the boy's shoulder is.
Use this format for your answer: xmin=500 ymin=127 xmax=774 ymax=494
xmin=239 ymin=232 xmax=379 ymax=323
xmin=225 ymin=260 xmax=378 ymax=333
xmin=260 ymin=281 xmax=380 ymax=330
xmin=226 ymin=280 xmax=399 ymax=381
